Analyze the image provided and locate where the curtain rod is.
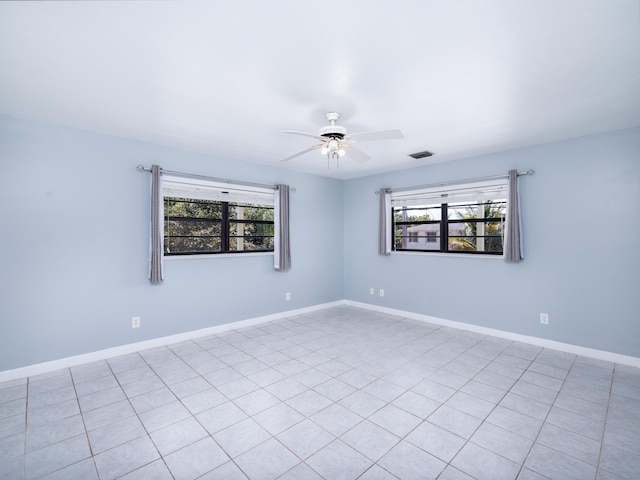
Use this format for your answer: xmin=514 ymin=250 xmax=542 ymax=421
xmin=375 ymin=169 xmax=534 ymax=194
xmin=136 ymin=165 xmax=295 ymax=192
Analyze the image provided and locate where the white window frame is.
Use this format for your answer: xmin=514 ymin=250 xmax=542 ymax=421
xmin=162 ymin=175 xmax=276 ymax=257
xmin=390 ymin=178 xmax=508 ymax=257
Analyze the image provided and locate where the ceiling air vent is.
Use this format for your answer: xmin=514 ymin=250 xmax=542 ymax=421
xmin=409 ymin=150 xmax=434 ymax=159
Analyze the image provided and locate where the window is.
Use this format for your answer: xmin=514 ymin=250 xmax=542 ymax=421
xmin=391 ymin=179 xmax=508 ymax=255
xmin=162 ymin=176 xmax=274 ymax=256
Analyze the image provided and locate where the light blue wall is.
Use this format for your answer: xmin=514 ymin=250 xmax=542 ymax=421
xmin=344 ymin=127 xmax=640 ymax=357
xmin=2 ymin=117 xmax=638 ymax=372
xmin=0 ymin=116 xmax=344 ymax=371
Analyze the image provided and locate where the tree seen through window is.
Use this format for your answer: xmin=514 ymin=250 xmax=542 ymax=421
xmin=164 ymin=197 xmax=274 ymax=255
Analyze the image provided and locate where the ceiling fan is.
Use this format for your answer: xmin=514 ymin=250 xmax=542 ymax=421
xmin=280 ymin=112 xmax=404 ymax=166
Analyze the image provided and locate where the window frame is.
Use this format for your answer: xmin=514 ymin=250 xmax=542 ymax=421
xmin=389 ymin=178 xmax=508 ymax=257
xmin=162 ymin=175 xmax=275 ymax=257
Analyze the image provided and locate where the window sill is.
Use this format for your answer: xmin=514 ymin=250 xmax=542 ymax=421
xmin=392 ymin=251 xmax=504 ymax=260
xmin=164 ymin=252 xmax=273 ymax=261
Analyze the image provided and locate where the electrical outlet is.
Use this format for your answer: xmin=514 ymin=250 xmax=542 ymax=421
xmin=131 ymin=316 xmax=141 ymax=328
xmin=369 ymin=288 xmax=374 ymax=295
xmin=285 ymin=292 xmax=291 ymax=301
xmin=379 ymin=289 xmax=384 ymax=297
xmin=540 ymin=313 xmax=549 ymax=325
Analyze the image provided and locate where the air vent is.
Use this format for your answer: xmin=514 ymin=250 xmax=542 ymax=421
xmin=409 ymin=150 xmax=434 ymax=159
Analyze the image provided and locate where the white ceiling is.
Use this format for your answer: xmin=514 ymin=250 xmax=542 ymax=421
xmin=1 ymin=1 xmax=639 ymax=180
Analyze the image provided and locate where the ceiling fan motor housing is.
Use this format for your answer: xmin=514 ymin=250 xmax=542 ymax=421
xmin=319 ymin=125 xmax=347 ymax=139
xmin=319 ymin=112 xmax=346 ymax=139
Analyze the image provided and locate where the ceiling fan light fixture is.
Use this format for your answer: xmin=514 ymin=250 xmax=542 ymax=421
xmin=321 ymin=138 xmax=344 ymax=157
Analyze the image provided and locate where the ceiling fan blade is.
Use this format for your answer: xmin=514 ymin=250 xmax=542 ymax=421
xmin=348 ymin=129 xmax=404 ymax=142
xmin=280 ymin=144 xmax=322 ymax=162
xmin=344 ymin=145 xmax=372 ymax=163
xmin=281 ymin=130 xmax=325 ymax=142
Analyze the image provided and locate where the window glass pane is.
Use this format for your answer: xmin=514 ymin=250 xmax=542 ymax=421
xmin=488 ymin=201 xmax=506 ymax=218
xmin=228 ymin=203 xmax=274 ymax=221
xmin=165 ymin=220 xmax=222 ymax=253
xmin=229 ymin=223 xmax=274 ymax=237
xmin=165 ymin=197 xmax=222 ymax=219
xmin=229 ymin=222 xmax=274 ymax=251
xmin=448 ymin=201 xmax=506 ymax=220
xmin=448 ymin=221 xmax=471 ymax=236
xmin=448 ymin=221 xmax=504 ymax=253
xmin=483 ymin=235 xmax=504 ymax=253
xmin=448 ymin=218 xmax=475 ymax=251
xmin=166 ymin=219 xmax=221 ymax=236
xmin=165 ymin=235 xmax=221 ymax=254
xmin=394 ymin=223 xmax=440 ymax=250
xmin=394 ymin=205 xmax=441 ymax=222
xmin=448 ymin=203 xmax=477 ymax=220
xmin=448 ymin=236 xmax=476 ymax=251
xmin=230 ymin=236 xmax=275 ymax=251
xmin=164 ymin=196 xmax=274 ymax=255
xmin=485 ymin=220 xmax=504 ymax=236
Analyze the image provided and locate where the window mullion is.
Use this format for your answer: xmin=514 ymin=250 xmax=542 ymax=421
xmin=221 ymin=202 xmax=230 ymax=253
xmin=477 ymin=202 xmax=485 ymax=252
xmin=441 ymin=203 xmax=448 ymax=252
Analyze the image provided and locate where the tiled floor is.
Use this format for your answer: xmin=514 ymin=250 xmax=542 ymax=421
xmin=1 ymin=306 xmax=639 ymax=480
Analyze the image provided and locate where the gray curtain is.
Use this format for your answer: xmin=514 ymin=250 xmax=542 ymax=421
xmin=505 ymin=169 xmax=523 ymax=262
xmin=274 ymin=184 xmax=291 ymax=271
xmin=378 ymin=188 xmax=392 ymax=255
xmin=149 ymin=164 xmax=164 ymax=283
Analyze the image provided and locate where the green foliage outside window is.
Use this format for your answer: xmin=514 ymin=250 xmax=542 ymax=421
xmin=164 ymin=197 xmax=274 ymax=255
xmin=448 ymin=201 xmax=505 ymax=253
xmin=393 ymin=200 xmax=506 ymax=254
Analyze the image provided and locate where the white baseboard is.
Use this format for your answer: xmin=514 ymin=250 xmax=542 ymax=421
xmin=1 ymin=299 xmax=638 ymax=383
xmin=0 ymin=301 xmax=344 ymax=383
xmin=346 ymin=300 xmax=640 ymax=368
